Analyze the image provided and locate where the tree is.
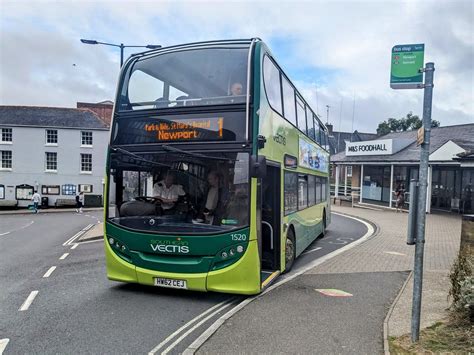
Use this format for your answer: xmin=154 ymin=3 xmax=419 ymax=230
xmin=376 ymin=112 xmax=440 ymax=135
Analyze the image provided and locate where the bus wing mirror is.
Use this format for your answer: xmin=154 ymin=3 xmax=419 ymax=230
xmin=251 ymin=155 xmax=267 ymax=178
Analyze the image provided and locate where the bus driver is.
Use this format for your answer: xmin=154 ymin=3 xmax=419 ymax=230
xmin=153 ymin=171 xmax=186 ymax=212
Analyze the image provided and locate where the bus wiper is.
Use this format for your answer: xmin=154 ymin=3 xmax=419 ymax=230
xmin=161 ymin=144 xmax=234 ymax=162
xmin=111 ymin=147 xmax=171 ymax=168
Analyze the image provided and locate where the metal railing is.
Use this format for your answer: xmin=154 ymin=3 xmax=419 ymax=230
xmin=330 ymin=184 xmax=361 ymax=207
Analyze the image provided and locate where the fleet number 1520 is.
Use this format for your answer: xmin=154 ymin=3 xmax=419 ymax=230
xmin=231 ymin=234 xmax=247 ymax=241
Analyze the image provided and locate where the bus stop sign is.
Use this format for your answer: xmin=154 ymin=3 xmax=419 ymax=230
xmin=390 ymin=44 xmax=424 ymax=89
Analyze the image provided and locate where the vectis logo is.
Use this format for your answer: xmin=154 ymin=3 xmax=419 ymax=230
xmin=150 ymin=239 xmax=190 ymax=254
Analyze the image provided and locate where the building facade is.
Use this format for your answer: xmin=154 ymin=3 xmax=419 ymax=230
xmin=332 ymin=124 xmax=474 ymax=214
xmin=0 ymin=106 xmax=109 ymax=207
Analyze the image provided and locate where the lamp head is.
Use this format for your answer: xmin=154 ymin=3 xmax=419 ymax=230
xmin=80 ymin=39 xmax=98 ymax=45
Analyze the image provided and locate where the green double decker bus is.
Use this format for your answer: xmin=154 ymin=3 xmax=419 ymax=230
xmin=105 ymin=39 xmax=330 ymax=295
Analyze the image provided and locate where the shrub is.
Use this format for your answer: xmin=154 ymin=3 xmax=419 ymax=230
xmin=448 ymin=250 xmax=473 ymax=320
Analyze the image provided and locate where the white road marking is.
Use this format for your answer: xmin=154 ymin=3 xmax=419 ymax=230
xmin=0 ymin=338 xmax=10 ymax=354
xmin=76 ymin=239 xmax=103 ymax=245
xmin=19 ymin=291 xmax=39 ymax=311
xmin=43 ymin=266 xmax=56 ymax=278
xmin=62 ymin=231 xmax=83 ymax=246
xmin=71 ymin=243 xmax=79 ymax=250
xmin=62 ymin=224 xmax=94 ymax=246
xmin=148 ymin=299 xmax=235 ymax=355
xmin=160 ymin=301 xmax=235 ymax=355
xmin=183 ymin=212 xmax=375 ymax=354
xmin=183 ymin=299 xmax=252 ymax=355
xmin=0 ymin=221 xmax=34 ymax=238
xmin=59 ymin=253 xmax=69 ymax=260
xmin=302 ymin=247 xmax=322 ymax=255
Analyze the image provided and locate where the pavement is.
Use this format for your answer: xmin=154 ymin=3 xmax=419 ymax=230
xmin=198 ymin=204 xmax=461 ymax=354
xmin=0 ymin=207 xmax=103 ymax=215
xmin=319 ymin=205 xmax=461 ymax=337
xmin=34 ymin=204 xmax=462 ymax=353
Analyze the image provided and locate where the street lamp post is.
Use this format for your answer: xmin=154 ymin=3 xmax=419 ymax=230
xmin=80 ymin=39 xmax=161 ymax=67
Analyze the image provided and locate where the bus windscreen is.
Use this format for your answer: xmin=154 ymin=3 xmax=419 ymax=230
xmin=108 ymin=151 xmax=250 ymax=234
xmin=119 ymin=46 xmax=249 ymax=111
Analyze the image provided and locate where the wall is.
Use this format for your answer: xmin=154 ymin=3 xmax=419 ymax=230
xmin=0 ymin=126 xmax=108 ymax=207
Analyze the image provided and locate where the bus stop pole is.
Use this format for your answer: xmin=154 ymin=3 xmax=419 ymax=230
xmin=411 ymin=62 xmax=435 ymax=342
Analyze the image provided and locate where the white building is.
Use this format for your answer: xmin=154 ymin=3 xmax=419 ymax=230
xmin=331 ymin=123 xmax=474 ymax=214
xmin=0 ymin=106 xmax=110 ymax=208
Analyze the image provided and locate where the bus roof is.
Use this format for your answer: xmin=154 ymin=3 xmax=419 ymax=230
xmin=129 ymin=38 xmax=261 ymax=61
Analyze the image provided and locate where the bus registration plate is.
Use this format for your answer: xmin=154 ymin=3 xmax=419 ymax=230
xmin=154 ymin=277 xmax=187 ymax=289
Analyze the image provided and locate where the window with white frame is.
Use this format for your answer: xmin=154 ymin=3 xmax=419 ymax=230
xmin=46 ymin=129 xmax=58 ymax=144
xmin=81 ymin=131 xmax=93 ymax=146
xmin=79 ymin=184 xmax=93 ymax=193
xmin=81 ymin=154 xmax=92 ymax=172
xmin=0 ymin=184 xmax=4 ymax=199
xmin=1 ymin=128 xmax=12 ymax=143
xmin=45 ymin=152 xmax=57 ymax=171
xmin=1 ymin=150 xmax=12 ymax=169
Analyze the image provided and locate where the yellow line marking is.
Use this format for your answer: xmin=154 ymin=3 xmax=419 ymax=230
xmin=261 ymin=270 xmax=280 ymax=288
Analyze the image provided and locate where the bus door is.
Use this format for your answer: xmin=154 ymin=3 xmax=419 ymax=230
xmin=260 ymin=162 xmax=281 ymax=288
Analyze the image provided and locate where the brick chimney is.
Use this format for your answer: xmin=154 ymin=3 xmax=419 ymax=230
xmin=77 ymin=101 xmax=113 ymax=127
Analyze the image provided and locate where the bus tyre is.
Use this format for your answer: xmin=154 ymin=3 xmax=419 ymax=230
xmin=284 ymin=229 xmax=296 ymax=273
xmin=321 ymin=210 xmax=327 ymax=238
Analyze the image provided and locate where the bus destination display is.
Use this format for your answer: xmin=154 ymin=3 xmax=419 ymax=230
xmin=145 ymin=117 xmax=224 ymax=141
xmin=113 ymin=111 xmax=245 ymax=145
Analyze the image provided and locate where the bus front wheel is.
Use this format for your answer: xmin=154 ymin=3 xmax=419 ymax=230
xmin=284 ymin=228 xmax=296 ymax=272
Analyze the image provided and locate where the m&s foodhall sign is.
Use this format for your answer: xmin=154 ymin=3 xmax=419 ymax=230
xmin=346 ymin=139 xmax=393 ymax=156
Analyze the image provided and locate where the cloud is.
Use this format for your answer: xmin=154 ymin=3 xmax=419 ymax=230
xmin=0 ymin=0 xmax=472 ymax=132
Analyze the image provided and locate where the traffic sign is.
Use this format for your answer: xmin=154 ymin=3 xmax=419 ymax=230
xmin=390 ymin=44 xmax=425 ymax=89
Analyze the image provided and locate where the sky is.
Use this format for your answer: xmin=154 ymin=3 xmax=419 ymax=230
xmin=0 ymin=0 xmax=473 ymax=133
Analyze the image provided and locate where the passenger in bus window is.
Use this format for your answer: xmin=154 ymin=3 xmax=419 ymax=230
xmin=230 ymin=82 xmax=243 ymax=96
xmin=153 ymin=171 xmax=186 ymax=213
xmin=200 ymin=171 xmax=229 ymax=225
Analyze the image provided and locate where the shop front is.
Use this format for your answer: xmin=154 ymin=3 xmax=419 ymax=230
xmin=331 ymin=124 xmax=474 ymax=214
xmin=360 ymin=165 xmax=419 ymax=206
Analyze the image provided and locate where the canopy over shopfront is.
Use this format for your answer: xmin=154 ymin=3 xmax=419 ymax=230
xmin=331 ymin=123 xmax=474 ymax=214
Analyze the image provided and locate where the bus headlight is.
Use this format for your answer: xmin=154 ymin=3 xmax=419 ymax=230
xmin=236 ymin=245 xmax=244 ymax=253
xmin=108 ymin=238 xmax=115 ymax=245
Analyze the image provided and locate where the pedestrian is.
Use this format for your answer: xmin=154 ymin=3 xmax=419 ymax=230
xmin=395 ymin=182 xmax=405 ymax=212
xmin=76 ymin=191 xmax=84 ymax=213
xmin=31 ymin=190 xmax=41 ymax=214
